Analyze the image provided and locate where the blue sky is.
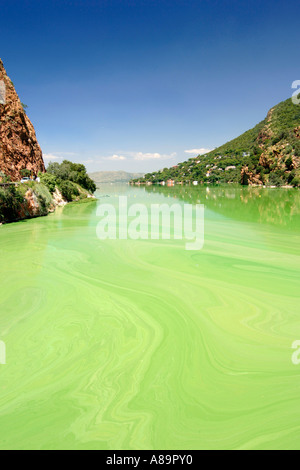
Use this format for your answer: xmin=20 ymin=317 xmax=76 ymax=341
xmin=1 ymin=0 xmax=300 ymax=173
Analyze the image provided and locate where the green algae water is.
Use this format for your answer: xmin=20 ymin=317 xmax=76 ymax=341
xmin=0 ymin=184 xmax=299 ymax=450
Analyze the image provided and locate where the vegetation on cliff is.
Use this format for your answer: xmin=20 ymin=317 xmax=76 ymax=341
xmin=0 ymin=161 xmax=96 ymax=223
xmin=0 ymin=182 xmax=51 ymax=223
xmin=0 ymin=59 xmax=97 ymax=223
xmin=132 ymin=97 xmax=300 ymax=187
xmin=39 ymin=160 xmax=96 ymax=201
xmin=0 ymin=185 xmax=24 ymax=222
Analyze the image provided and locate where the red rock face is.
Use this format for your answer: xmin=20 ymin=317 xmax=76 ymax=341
xmin=241 ymin=166 xmax=263 ymax=186
xmin=0 ymin=58 xmax=45 ymax=181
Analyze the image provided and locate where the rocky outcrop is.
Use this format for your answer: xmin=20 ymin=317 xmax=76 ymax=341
xmin=18 ymin=189 xmax=48 ymax=219
xmin=241 ymin=166 xmax=263 ymax=186
xmin=259 ymin=143 xmax=286 ymax=170
xmin=294 ymin=126 xmax=300 ymax=139
xmin=52 ymin=188 xmax=67 ymax=207
xmin=257 ymin=107 xmax=274 ymax=146
xmin=0 ymin=58 xmax=45 ymax=181
xmin=0 ymin=182 xmax=96 ymax=224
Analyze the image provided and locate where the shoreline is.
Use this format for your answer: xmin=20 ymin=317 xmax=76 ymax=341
xmin=130 ymin=181 xmax=298 ymax=189
xmin=0 ymin=183 xmax=96 ymax=226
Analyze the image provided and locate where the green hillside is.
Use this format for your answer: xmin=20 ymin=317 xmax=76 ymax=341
xmin=132 ymin=97 xmax=300 ymax=187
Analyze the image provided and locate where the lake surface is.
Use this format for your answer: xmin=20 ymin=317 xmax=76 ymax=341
xmin=0 ymin=184 xmax=299 ymax=450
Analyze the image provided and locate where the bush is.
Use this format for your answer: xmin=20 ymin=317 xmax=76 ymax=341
xmin=268 ymin=171 xmax=284 ymax=187
xmin=291 ymin=177 xmax=300 ymax=187
xmin=287 ymin=170 xmax=296 ymax=184
xmin=58 ymin=180 xmax=79 ymax=202
xmin=0 ymin=172 xmax=11 ymax=183
xmin=47 ymin=160 xmax=96 ymax=193
xmin=0 ymin=185 xmax=23 ymax=222
xmin=285 ymin=157 xmax=293 ymax=170
xmin=34 ymin=183 xmax=52 ymax=209
xmin=38 ymin=173 xmax=57 ymax=193
xmin=20 ymin=169 xmax=31 ymax=177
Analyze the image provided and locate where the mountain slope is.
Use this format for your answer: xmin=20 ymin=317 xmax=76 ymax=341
xmin=133 ymin=97 xmax=300 ymax=187
xmin=0 ymin=58 xmax=45 ymax=181
xmin=89 ymin=171 xmax=144 ymax=183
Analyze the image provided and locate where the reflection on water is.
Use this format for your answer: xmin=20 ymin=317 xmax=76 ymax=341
xmin=0 ymin=183 xmax=299 ymax=450
xmin=144 ymin=184 xmax=300 ymax=229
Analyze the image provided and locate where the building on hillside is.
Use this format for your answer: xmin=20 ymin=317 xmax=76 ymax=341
xmin=225 ymin=166 xmax=236 ymax=171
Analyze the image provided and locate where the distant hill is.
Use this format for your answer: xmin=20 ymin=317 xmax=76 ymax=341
xmin=132 ymin=97 xmax=300 ymax=187
xmin=89 ymin=171 xmax=144 ymax=184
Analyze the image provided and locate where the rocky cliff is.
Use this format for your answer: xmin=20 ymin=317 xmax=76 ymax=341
xmin=0 ymin=58 xmax=45 ymax=181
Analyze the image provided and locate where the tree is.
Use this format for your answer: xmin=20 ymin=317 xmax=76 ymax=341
xmin=285 ymin=157 xmax=293 ymax=171
xmin=47 ymin=160 xmax=96 ymax=193
xmin=20 ymin=169 xmax=31 ymax=177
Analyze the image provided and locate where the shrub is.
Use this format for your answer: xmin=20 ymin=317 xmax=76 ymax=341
xmin=20 ymin=169 xmax=31 ymax=177
xmin=285 ymin=157 xmax=293 ymax=170
xmin=287 ymin=170 xmax=296 ymax=184
xmin=0 ymin=185 xmax=23 ymax=222
xmin=268 ymin=171 xmax=284 ymax=187
xmin=47 ymin=160 xmax=96 ymax=193
xmin=34 ymin=183 xmax=52 ymax=209
xmin=38 ymin=173 xmax=57 ymax=193
xmin=291 ymin=177 xmax=300 ymax=187
xmin=58 ymin=180 xmax=79 ymax=202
